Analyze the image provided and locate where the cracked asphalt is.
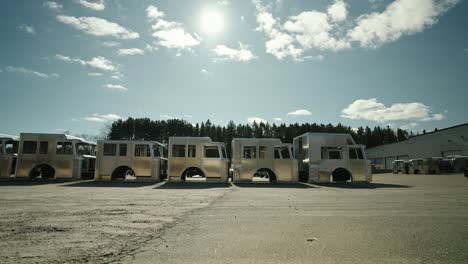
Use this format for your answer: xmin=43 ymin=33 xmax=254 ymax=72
xmin=1 ymin=173 xmax=468 ymax=263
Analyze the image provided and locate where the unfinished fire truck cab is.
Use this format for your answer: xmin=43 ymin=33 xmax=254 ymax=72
xmin=0 ymin=134 xmax=19 ymax=178
xmin=94 ymin=140 xmax=167 ymax=181
xmin=231 ymin=138 xmax=298 ymax=183
xmin=168 ymin=137 xmax=229 ymax=183
xmin=293 ymin=133 xmax=372 ymax=183
xmin=15 ymin=133 xmax=96 ymax=179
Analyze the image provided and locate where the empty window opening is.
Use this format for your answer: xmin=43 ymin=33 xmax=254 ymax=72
xmin=259 ymin=146 xmax=267 ymax=159
xmin=153 ymin=145 xmax=161 ymax=157
xmin=23 ymin=141 xmax=37 ymax=154
xmin=205 ymin=146 xmax=220 ymax=158
xmin=56 ymin=142 xmax=73 ymax=155
xmin=39 ymin=141 xmax=48 ymax=154
xmin=103 ymin=143 xmax=117 ymax=156
xmin=5 ymin=141 xmax=18 ymax=154
xmin=135 ymin=144 xmax=151 ymax=157
xmin=119 ymin=144 xmax=127 ymax=156
xmin=188 ymin=145 xmax=196 ymax=158
xmin=243 ymin=146 xmax=256 ymax=159
xmin=172 ymin=145 xmax=185 ymax=157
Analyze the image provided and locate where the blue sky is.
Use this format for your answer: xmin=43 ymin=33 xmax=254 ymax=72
xmin=0 ymin=0 xmax=467 ymax=136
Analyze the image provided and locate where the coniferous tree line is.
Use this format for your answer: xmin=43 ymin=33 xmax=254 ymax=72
xmin=105 ymin=117 xmax=411 ymax=158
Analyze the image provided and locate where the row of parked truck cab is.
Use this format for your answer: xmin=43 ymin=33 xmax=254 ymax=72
xmin=0 ymin=132 xmax=372 ymax=183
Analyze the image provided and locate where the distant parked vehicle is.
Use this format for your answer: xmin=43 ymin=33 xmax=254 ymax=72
xmin=409 ymin=159 xmax=424 ymax=174
xmin=449 ymin=156 xmax=468 ymax=173
xmin=94 ymin=140 xmax=166 ymax=182
xmin=15 ymin=133 xmax=96 ymax=179
xmin=392 ymin=160 xmax=405 ymax=174
xmin=0 ymin=134 xmax=19 ymax=178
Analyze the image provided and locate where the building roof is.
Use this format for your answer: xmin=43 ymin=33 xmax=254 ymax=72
xmin=367 ymin=122 xmax=468 ymax=150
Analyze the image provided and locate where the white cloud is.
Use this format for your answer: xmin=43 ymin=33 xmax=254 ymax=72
xmin=102 ymin=84 xmax=128 ymax=91
xmin=218 ymin=0 xmax=230 ymax=6
xmin=78 ymin=0 xmax=105 ymax=11
xmin=213 ymin=42 xmax=257 ymax=62
xmin=18 ymin=24 xmax=36 ymax=35
xmin=253 ymin=0 xmax=349 ymax=61
xmin=247 ymin=117 xmax=267 ymax=124
xmin=118 ymin=48 xmax=145 ymax=56
xmin=341 ymin=98 xmax=446 ymax=122
xmin=4 ymin=66 xmax=58 ymax=78
xmin=327 ymin=0 xmax=348 ymax=22
xmin=287 ymin=109 xmax=312 ymax=116
xmin=146 ymin=5 xmax=201 ymax=51
xmin=283 ymin=11 xmax=350 ymax=51
xmin=273 ymin=117 xmax=283 ymax=122
xmin=84 ymin=113 xmax=122 ymax=122
xmin=110 ymin=75 xmax=122 ymax=80
xmin=55 ymin=54 xmax=117 ymax=71
xmin=399 ymin=122 xmax=419 ymax=130
xmin=160 ymin=114 xmax=178 ymax=120
xmin=56 ymin=15 xmax=139 ymax=39
xmin=201 ymin=68 xmax=213 ymax=75
xmin=102 ymin=41 xmax=120 ymax=47
xmin=184 ymin=114 xmax=193 ymax=119
xmin=240 ymin=16 xmax=245 ymax=21
xmin=88 ymin=72 xmax=103 ymax=76
xmin=43 ymin=1 xmax=63 ymax=11
xmin=348 ymin=0 xmax=459 ymax=48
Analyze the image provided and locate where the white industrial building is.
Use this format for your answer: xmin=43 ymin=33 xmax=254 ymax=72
xmin=366 ymin=123 xmax=468 ymax=170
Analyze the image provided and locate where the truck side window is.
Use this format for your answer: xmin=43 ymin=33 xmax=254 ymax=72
xmin=56 ymin=142 xmax=73 ymax=155
xmin=274 ymin=148 xmax=281 ymax=159
xmin=39 ymin=141 xmax=48 ymax=154
xmin=119 ymin=144 xmax=127 ymax=156
xmin=23 ymin=141 xmax=37 ymax=154
xmin=259 ymin=146 xmax=267 ymax=159
xmin=356 ymin=148 xmax=364 ymax=159
xmin=0 ymin=141 xmax=3 ymax=154
xmin=243 ymin=146 xmax=256 ymax=159
xmin=204 ymin=146 xmax=220 ymax=158
xmin=135 ymin=144 xmax=151 ymax=157
xmin=329 ymin=150 xmax=341 ymax=160
xmin=103 ymin=143 xmax=117 ymax=156
xmin=152 ymin=145 xmax=161 ymax=158
xmin=172 ymin=145 xmax=185 ymax=157
xmin=5 ymin=141 xmax=18 ymax=154
xmin=349 ymin=149 xmax=357 ymax=159
xmin=188 ymin=145 xmax=196 ymax=158
xmin=280 ymin=147 xmax=290 ymax=159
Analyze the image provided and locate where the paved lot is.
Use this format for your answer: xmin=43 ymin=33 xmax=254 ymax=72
xmin=1 ymin=174 xmax=468 ymax=263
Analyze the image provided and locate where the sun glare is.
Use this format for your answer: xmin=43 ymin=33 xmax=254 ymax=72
xmin=200 ymin=9 xmax=224 ymax=34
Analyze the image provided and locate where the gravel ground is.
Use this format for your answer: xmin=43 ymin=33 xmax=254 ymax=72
xmin=1 ymin=174 xmax=468 ymax=263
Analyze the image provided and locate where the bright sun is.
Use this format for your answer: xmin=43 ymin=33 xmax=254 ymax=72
xmin=200 ymin=9 xmax=224 ymax=34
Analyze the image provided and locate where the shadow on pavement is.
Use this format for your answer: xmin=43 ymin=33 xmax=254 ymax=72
xmin=314 ymin=182 xmax=411 ymax=189
xmin=62 ymin=180 xmax=158 ymax=188
xmin=155 ymin=182 xmax=232 ymax=189
xmin=0 ymin=179 xmax=76 ymax=186
xmin=233 ymin=182 xmax=316 ymax=188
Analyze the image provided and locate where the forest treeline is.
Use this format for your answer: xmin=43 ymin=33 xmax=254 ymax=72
xmin=104 ymin=118 xmax=413 ymax=156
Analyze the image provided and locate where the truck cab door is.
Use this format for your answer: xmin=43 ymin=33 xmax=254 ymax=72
xmin=347 ymin=146 xmax=368 ymax=182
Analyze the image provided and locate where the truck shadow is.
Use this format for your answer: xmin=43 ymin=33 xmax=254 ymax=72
xmin=313 ymin=182 xmax=411 ymax=189
xmin=155 ymin=182 xmax=232 ymax=189
xmin=0 ymin=179 xmax=76 ymax=186
xmin=62 ymin=180 xmax=158 ymax=188
xmin=233 ymin=182 xmax=316 ymax=188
